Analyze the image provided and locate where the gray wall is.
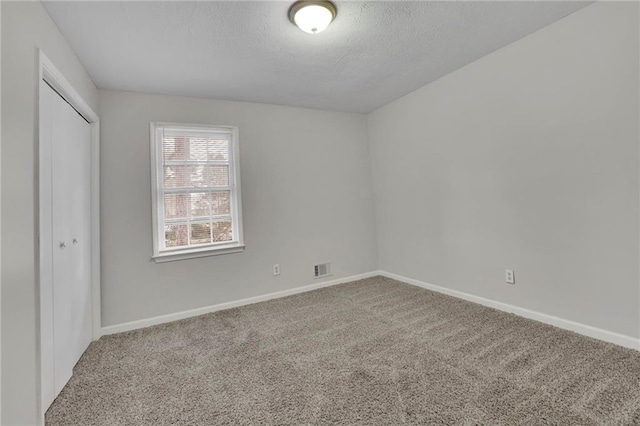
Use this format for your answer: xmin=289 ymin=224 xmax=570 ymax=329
xmin=1 ymin=2 xmax=99 ymax=424
xmin=368 ymin=2 xmax=640 ymax=338
xmin=2 ymin=1 xmax=639 ymax=424
xmin=99 ymin=90 xmax=378 ymax=327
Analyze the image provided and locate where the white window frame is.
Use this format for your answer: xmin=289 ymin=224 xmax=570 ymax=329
xmin=150 ymin=122 xmax=244 ymax=262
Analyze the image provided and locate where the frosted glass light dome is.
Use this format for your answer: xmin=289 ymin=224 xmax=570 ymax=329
xmin=289 ymin=1 xmax=337 ymax=34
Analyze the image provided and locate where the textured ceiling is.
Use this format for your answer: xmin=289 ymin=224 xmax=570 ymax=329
xmin=43 ymin=1 xmax=590 ymax=113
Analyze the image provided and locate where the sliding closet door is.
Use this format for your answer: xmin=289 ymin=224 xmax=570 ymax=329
xmin=46 ymin=80 xmax=93 ymax=398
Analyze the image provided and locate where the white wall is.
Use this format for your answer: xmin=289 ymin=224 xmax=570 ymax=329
xmin=368 ymin=2 xmax=640 ymax=339
xmin=1 ymin=2 xmax=99 ymax=424
xmin=99 ymin=90 xmax=377 ymax=327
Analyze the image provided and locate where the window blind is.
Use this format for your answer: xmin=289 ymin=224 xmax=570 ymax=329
xmin=151 ymin=123 xmax=242 ymax=257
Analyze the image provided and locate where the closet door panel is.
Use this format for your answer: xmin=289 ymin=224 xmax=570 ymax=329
xmin=69 ymin=105 xmax=92 ymax=364
xmin=51 ymin=88 xmax=75 ymax=394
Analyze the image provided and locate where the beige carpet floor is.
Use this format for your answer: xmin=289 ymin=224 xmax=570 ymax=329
xmin=46 ymin=276 xmax=640 ymax=425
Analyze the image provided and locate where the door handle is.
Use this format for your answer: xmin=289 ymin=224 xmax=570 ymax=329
xmin=72 ymin=238 xmax=78 ymax=245
xmin=59 ymin=242 xmax=66 ymax=249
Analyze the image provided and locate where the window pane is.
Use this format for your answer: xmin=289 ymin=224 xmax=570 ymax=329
xmin=190 ymin=223 xmax=212 ymax=245
xmin=188 ymin=192 xmax=230 ymax=217
xmin=164 ymin=194 xmax=188 ymax=219
xmin=164 ymin=165 xmax=189 ymax=188
xmin=187 ymin=165 xmax=224 ymax=188
xmin=165 ymin=224 xmax=188 ymax=248
xmin=189 ymin=192 xmax=210 ymax=218
xmin=165 ymin=165 xmax=222 ymax=189
xmin=213 ymin=220 xmax=233 ymax=242
xmin=208 ymin=139 xmax=229 ymax=161
xmin=190 ymin=165 xmax=206 ymax=187
xmin=163 ymin=136 xmax=187 ymax=161
xmin=188 ymin=137 xmax=208 ymax=161
xmin=204 ymin=165 xmax=229 ymax=187
xmin=211 ymin=191 xmax=230 ymax=215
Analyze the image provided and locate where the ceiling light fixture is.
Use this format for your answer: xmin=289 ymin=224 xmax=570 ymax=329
xmin=288 ymin=1 xmax=337 ymax=34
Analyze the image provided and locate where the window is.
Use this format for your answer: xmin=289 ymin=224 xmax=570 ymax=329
xmin=150 ymin=122 xmax=244 ymax=262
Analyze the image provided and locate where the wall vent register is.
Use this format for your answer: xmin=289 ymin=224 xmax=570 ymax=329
xmin=314 ymin=262 xmax=332 ymax=279
xmin=150 ymin=122 xmax=244 ymax=262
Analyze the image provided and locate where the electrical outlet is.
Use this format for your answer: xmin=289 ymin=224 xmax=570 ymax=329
xmin=273 ymin=264 xmax=280 ymax=276
xmin=505 ymin=269 xmax=515 ymax=284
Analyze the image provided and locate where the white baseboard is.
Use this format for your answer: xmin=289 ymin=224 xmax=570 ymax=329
xmin=101 ymin=269 xmax=639 ymax=351
xmin=379 ymin=270 xmax=640 ymax=351
xmin=100 ymin=271 xmax=379 ymax=336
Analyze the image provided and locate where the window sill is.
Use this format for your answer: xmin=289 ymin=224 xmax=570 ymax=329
xmin=152 ymin=243 xmax=245 ymax=263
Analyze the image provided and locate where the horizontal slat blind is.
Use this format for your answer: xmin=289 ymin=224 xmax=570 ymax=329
xmin=156 ymin=126 xmax=235 ymax=250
